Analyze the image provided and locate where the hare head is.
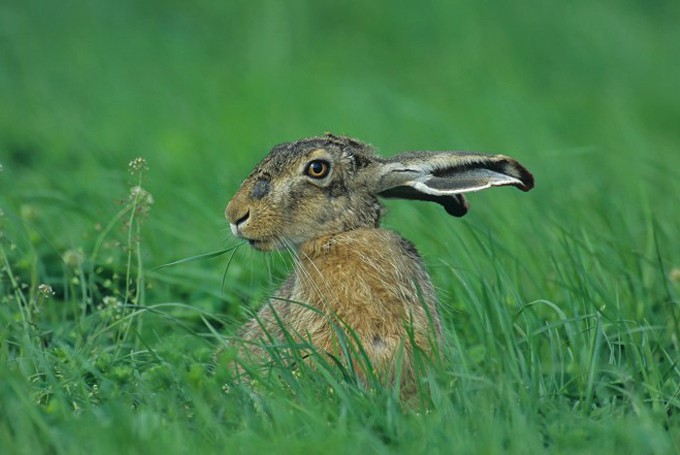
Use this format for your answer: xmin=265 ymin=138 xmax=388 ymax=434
xmin=226 ymin=134 xmax=534 ymax=251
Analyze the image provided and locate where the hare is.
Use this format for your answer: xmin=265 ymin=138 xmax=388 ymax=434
xmin=222 ymin=133 xmax=533 ymax=388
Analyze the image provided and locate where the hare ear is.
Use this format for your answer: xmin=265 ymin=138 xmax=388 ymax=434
xmin=374 ymin=151 xmax=534 ymax=217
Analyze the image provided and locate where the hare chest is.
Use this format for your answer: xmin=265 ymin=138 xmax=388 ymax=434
xmin=281 ymin=228 xmax=440 ymax=360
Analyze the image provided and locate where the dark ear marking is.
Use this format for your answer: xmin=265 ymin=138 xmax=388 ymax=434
xmin=430 ymin=158 xmax=534 ymax=192
xmin=381 ymin=187 xmax=469 ymax=216
xmin=373 ymin=151 xmax=533 ymax=216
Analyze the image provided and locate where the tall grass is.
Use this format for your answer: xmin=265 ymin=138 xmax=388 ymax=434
xmin=1 ymin=154 xmax=677 ymax=453
xmin=1 ymin=0 xmax=679 ymax=453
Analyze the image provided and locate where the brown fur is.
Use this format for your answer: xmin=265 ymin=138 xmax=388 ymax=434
xmin=219 ymin=134 xmax=534 ymax=389
xmin=235 ymin=229 xmax=439 ymax=386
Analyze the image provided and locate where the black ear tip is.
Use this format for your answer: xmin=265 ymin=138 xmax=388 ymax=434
xmin=514 ymin=165 xmax=535 ymax=192
xmin=443 ymin=195 xmax=469 ymax=217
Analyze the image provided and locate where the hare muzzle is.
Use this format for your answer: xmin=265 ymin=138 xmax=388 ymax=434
xmin=230 ymin=210 xmax=250 ymax=238
xmin=225 ymin=194 xmax=251 ymax=237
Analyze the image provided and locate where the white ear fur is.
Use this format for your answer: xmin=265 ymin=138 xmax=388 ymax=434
xmin=374 ymin=151 xmax=534 ymax=217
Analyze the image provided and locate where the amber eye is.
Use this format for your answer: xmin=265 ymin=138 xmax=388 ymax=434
xmin=305 ymin=160 xmax=330 ymax=179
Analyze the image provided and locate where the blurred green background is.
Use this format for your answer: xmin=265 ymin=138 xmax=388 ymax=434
xmin=1 ymin=0 xmax=679 ymax=451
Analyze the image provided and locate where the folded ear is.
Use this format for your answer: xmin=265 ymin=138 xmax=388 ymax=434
xmin=374 ymin=151 xmax=534 ymax=217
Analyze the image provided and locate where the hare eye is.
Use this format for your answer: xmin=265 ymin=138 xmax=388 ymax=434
xmin=305 ymin=160 xmax=330 ymax=179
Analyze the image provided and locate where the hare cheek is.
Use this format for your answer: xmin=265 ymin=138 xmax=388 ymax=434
xmin=251 ymin=178 xmax=270 ymax=199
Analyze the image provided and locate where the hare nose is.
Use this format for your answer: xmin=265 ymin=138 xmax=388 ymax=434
xmin=235 ymin=210 xmax=250 ymax=227
xmin=230 ymin=210 xmax=250 ymax=238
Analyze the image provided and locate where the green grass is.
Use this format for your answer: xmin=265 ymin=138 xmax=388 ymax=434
xmin=1 ymin=0 xmax=679 ymax=453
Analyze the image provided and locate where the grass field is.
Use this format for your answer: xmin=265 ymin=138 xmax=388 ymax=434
xmin=1 ymin=0 xmax=679 ymax=453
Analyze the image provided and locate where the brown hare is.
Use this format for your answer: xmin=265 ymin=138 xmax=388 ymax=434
xmin=222 ymin=133 xmax=533 ymax=389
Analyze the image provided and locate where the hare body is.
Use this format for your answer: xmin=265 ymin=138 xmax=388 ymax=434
xmin=223 ymin=134 xmax=533 ymax=386
xmin=236 ymin=228 xmax=439 ymax=382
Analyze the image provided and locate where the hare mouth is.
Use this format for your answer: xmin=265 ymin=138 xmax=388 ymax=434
xmin=245 ymin=237 xmax=275 ymax=251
